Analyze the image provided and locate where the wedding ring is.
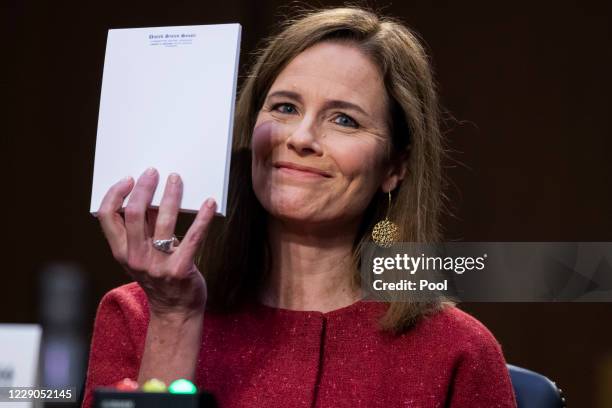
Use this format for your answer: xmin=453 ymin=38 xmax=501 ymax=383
xmin=152 ymin=235 xmax=179 ymax=253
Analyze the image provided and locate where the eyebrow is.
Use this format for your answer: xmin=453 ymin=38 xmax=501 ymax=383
xmin=266 ymin=90 xmax=369 ymax=117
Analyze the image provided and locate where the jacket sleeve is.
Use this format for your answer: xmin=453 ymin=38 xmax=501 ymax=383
xmin=81 ymin=284 xmax=148 ymax=408
xmin=447 ymin=327 xmax=517 ymax=408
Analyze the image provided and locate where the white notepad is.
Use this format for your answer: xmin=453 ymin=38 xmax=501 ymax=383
xmin=90 ymin=24 xmax=241 ymax=216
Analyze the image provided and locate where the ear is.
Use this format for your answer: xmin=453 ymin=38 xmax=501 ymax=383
xmin=380 ymin=151 xmax=409 ymax=193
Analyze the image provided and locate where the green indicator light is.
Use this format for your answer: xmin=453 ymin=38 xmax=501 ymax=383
xmin=168 ymin=379 xmax=197 ymax=394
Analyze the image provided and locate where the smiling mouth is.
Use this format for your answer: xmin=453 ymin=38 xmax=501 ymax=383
xmin=273 ymin=161 xmax=333 ymax=178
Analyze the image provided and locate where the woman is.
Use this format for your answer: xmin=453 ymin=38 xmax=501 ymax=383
xmin=83 ymin=7 xmax=517 ymax=408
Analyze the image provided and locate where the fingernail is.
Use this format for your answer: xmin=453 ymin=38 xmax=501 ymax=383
xmin=121 ymin=176 xmax=133 ymax=184
xmin=205 ymin=198 xmax=216 ymax=209
xmin=145 ymin=167 xmax=157 ymax=176
xmin=168 ymin=173 xmax=180 ymax=184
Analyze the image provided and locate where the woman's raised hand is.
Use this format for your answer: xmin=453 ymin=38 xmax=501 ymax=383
xmin=96 ymin=167 xmax=216 ymax=319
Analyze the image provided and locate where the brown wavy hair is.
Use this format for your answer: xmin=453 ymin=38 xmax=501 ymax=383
xmin=197 ymin=6 xmax=451 ymax=334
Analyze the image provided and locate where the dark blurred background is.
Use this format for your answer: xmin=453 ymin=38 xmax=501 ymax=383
xmin=6 ymin=0 xmax=612 ymax=406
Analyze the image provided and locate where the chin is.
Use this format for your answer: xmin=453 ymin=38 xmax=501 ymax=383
xmin=257 ymin=185 xmax=326 ymax=222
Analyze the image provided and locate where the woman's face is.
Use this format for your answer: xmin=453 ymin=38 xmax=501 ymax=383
xmin=252 ymin=41 xmax=403 ymax=226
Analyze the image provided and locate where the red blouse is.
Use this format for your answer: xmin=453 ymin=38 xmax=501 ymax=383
xmin=82 ymin=282 xmax=517 ymax=407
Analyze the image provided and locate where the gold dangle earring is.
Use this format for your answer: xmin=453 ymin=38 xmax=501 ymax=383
xmin=371 ymin=191 xmax=400 ymax=248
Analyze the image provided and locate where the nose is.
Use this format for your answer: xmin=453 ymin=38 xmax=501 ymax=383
xmin=285 ymin=117 xmax=323 ymax=156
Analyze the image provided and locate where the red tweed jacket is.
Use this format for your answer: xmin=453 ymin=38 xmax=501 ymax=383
xmin=82 ymin=282 xmax=517 ymax=408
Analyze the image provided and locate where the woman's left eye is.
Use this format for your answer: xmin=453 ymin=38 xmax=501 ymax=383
xmin=333 ymin=114 xmax=359 ymax=128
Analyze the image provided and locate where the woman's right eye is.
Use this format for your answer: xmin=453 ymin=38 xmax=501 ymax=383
xmin=272 ymin=103 xmax=298 ymax=115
